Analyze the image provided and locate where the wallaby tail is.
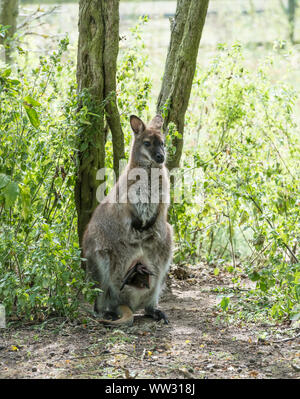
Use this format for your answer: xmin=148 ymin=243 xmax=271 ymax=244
xmin=98 ymin=305 xmax=134 ymax=327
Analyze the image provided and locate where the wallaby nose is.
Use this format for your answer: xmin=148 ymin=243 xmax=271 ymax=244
xmin=155 ymin=153 xmax=164 ymax=164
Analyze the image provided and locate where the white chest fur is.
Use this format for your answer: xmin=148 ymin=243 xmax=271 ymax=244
xmin=134 ymin=201 xmax=158 ymax=228
xmin=127 ymin=166 xmax=166 ymax=229
xmin=130 ymin=173 xmax=159 ymax=228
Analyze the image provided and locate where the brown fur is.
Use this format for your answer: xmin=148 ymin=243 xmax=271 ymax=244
xmin=82 ymin=115 xmax=173 ymax=325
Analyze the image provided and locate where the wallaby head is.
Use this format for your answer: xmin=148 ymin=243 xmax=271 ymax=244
xmin=129 ymin=114 xmax=165 ymax=167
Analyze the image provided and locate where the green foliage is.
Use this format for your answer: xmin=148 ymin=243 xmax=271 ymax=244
xmin=0 ymin=38 xmax=97 ymax=320
xmin=0 ymin=19 xmax=299 ymax=324
xmin=170 ymin=43 xmax=299 ymax=321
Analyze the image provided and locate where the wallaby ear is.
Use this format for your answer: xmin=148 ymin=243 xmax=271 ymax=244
xmin=130 ymin=115 xmax=145 ymax=135
xmin=148 ymin=114 xmax=164 ymax=131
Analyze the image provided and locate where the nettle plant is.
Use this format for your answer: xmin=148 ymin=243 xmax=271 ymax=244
xmin=0 ymin=39 xmax=96 ymax=320
xmin=172 ymin=44 xmax=299 ymax=321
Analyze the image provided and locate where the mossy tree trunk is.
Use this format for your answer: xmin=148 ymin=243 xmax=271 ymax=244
xmin=157 ymin=0 xmax=210 ymax=169
xmin=0 ymin=0 xmax=19 ymax=63
xmin=75 ymin=0 xmax=124 ymax=246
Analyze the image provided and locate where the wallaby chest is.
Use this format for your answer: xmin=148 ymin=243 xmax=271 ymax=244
xmin=128 ymin=169 xmax=161 ymax=231
xmin=131 ymin=196 xmax=159 ymax=231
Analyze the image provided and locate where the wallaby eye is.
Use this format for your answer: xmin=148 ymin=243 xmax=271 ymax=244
xmin=144 ymin=141 xmax=151 ymax=147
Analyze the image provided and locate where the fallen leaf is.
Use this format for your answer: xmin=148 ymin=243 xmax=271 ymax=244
xmin=249 ymin=370 xmax=258 ymax=377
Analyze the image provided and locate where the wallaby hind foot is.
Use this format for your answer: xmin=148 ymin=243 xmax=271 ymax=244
xmin=96 ymin=305 xmax=134 ymax=327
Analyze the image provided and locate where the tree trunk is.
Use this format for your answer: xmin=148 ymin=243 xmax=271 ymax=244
xmin=75 ymin=0 xmax=124 ymax=246
xmin=0 ymin=0 xmax=19 ymax=63
xmin=288 ymin=0 xmax=296 ymax=43
xmin=103 ymin=1 xmax=125 ymax=178
xmin=157 ymin=0 xmax=209 ymax=169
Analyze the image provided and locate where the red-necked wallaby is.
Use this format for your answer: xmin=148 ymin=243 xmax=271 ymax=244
xmin=82 ymin=114 xmax=173 ymax=326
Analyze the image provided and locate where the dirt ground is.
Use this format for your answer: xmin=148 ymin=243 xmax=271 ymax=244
xmin=0 ymin=264 xmax=299 ymax=379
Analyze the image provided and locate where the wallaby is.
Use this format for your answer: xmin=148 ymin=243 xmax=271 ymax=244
xmin=82 ymin=114 xmax=173 ymax=326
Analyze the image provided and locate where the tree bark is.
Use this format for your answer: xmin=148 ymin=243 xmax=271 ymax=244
xmin=288 ymin=0 xmax=296 ymax=43
xmin=157 ymin=0 xmax=209 ymax=169
xmin=103 ymin=1 xmax=125 ymax=179
xmin=0 ymin=0 xmax=19 ymax=63
xmin=75 ymin=0 xmax=124 ymax=246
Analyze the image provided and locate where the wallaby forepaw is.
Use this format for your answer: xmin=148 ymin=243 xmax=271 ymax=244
xmin=146 ymin=309 xmax=169 ymax=324
xmin=121 ymin=262 xmax=153 ymax=290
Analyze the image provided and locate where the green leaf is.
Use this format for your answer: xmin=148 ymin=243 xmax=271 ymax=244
xmin=0 ymin=173 xmax=10 ymax=189
xmin=7 ymin=78 xmax=20 ymax=86
xmin=249 ymin=271 xmax=260 ymax=282
xmin=2 ymin=68 xmax=11 ymax=77
xmin=23 ymin=96 xmax=41 ymax=128
xmin=23 ymin=105 xmax=40 ymax=128
xmin=220 ymin=296 xmax=230 ymax=311
xmin=23 ymin=96 xmax=41 ymax=107
xmin=258 ymin=280 xmax=268 ymax=292
xmin=3 ymin=181 xmax=19 ymax=207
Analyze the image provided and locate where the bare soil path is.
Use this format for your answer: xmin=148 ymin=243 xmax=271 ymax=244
xmin=0 ymin=265 xmax=299 ymax=379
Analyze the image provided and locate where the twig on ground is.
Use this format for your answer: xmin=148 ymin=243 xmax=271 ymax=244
xmin=271 ymin=333 xmax=300 ymax=344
